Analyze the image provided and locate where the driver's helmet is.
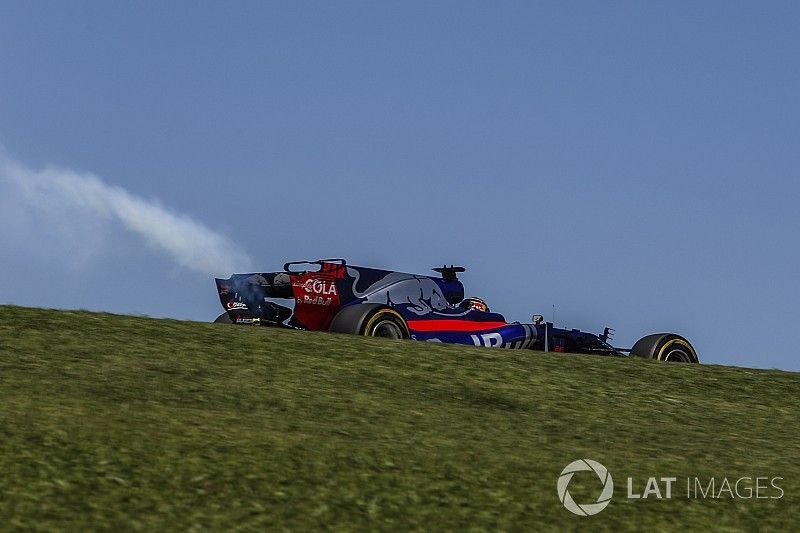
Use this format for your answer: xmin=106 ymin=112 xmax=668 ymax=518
xmin=460 ymin=297 xmax=489 ymax=313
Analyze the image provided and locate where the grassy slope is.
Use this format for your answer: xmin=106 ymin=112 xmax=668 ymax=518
xmin=0 ymin=305 xmax=797 ymax=531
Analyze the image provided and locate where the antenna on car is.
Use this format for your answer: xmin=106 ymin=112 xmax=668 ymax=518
xmin=432 ymin=265 xmax=465 ymax=281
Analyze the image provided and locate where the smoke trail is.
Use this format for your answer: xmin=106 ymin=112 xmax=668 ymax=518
xmin=0 ymin=154 xmax=252 ymax=276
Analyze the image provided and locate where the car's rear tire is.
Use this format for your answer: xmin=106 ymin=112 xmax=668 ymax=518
xmin=329 ymin=304 xmax=409 ymax=339
xmin=214 ymin=313 xmax=233 ymax=324
xmin=630 ymin=333 xmax=699 ymax=363
xmin=364 ymin=311 xmax=408 ymax=339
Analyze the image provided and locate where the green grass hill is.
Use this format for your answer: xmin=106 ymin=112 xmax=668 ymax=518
xmin=0 ymin=305 xmax=797 ymax=530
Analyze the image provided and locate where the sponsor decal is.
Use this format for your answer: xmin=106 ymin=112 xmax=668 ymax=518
xmin=290 ymin=273 xmax=341 ymax=330
xmin=321 ymin=261 xmax=347 ymax=279
xmin=300 ymin=295 xmax=333 ymax=306
xmin=471 ymin=332 xmax=504 ymax=347
xmin=301 ymin=278 xmax=337 ymax=296
xmin=468 ymin=324 xmax=537 ymax=349
xmin=226 ymin=301 xmax=247 ymax=310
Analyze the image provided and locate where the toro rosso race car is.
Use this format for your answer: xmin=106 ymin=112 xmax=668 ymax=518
xmin=214 ymin=259 xmax=699 ymax=363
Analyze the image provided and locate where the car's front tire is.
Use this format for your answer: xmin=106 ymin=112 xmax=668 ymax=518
xmin=630 ymin=333 xmax=699 ymax=363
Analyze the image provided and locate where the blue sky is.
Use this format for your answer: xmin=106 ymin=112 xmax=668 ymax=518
xmin=1 ymin=2 xmax=798 ymax=370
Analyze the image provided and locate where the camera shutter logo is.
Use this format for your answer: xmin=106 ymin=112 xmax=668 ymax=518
xmin=557 ymin=459 xmax=614 ymax=516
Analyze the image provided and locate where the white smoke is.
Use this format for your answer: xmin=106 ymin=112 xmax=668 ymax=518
xmin=0 ymin=153 xmax=252 ymax=276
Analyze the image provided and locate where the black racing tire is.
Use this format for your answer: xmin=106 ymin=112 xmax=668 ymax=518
xmin=329 ymin=304 xmax=409 ymax=340
xmin=214 ymin=313 xmax=233 ymax=324
xmin=630 ymin=333 xmax=699 ymax=363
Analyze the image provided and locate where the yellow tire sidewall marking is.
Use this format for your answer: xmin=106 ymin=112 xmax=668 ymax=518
xmin=363 ymin=308 xmax=409 ymax=338
xmin=656 ymin=338 xmax=695 ymax=361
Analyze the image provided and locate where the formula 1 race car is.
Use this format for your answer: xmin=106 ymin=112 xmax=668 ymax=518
xmin=214 ymin=259 xmax=699 ymax=363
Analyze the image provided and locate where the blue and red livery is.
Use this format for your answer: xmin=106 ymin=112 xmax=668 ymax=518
xmin=214 ymin=259 xmax=699 ymax=362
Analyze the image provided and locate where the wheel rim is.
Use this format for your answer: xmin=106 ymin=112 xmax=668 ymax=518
xmin=370 ymin=319 xmax=404 ymax=339
xmin=663 ymin=348 xmax=692 ymax=362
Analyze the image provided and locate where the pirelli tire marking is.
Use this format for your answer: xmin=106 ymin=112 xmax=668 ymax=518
xmin=656 ymin=338 xmax=696 ymax=361
xmin=362 ymin=308 xmax=410 ymax=338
